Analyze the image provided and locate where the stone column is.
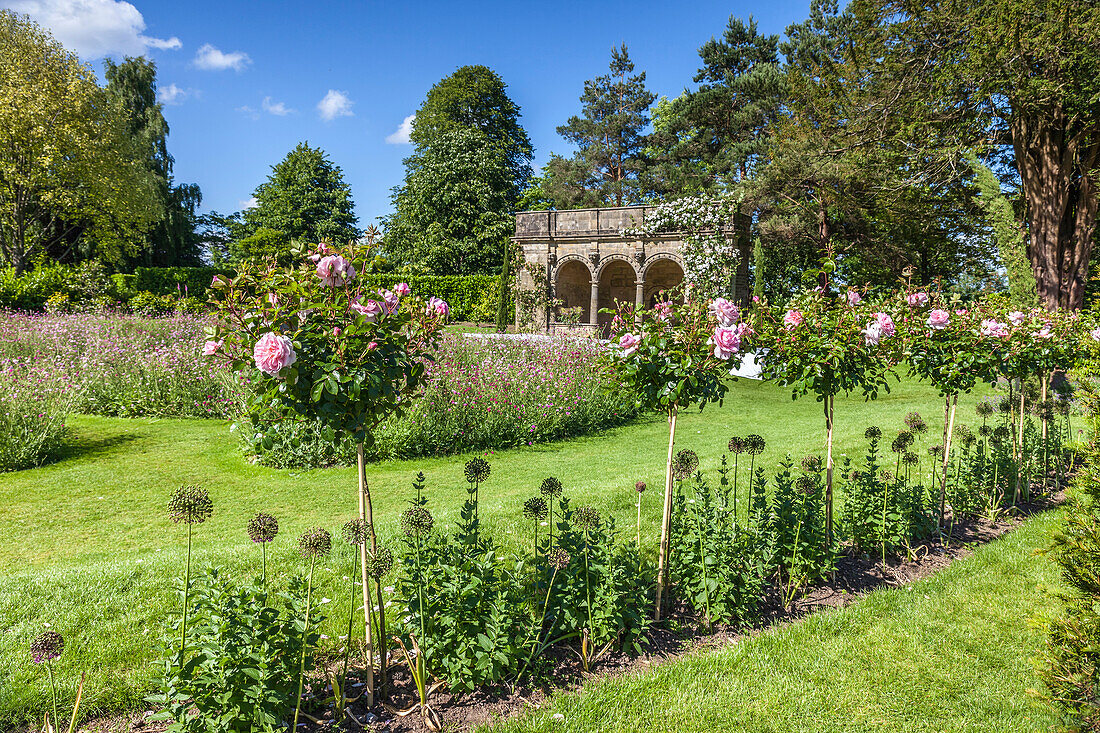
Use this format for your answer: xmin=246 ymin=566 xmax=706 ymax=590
xmin=635 ymin=279 xmax=644 ymax=310
xmin=589 ymin=279 xmax=599 ymax=327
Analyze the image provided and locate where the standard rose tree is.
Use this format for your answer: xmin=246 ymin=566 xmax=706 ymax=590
xmin=605 ymin=294 xmax=751 ymax=620
xmin=203 ymin=241 xmax=448 ymax=703
xmin=751 ymin=269 xmax=901 ymax=546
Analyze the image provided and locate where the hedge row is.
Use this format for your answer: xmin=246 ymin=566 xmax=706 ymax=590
xmin=0 ymin=264 xmax=508 ymax=322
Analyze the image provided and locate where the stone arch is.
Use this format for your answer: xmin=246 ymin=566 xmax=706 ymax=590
xmin=641 ymin=255 xmax=685 ymax=307
xmin=596 ymin=258 xmax=638 ymax=332
xmin=553 ymin=256 xmax=593 ymax=323
xmin=594 ymin=252 xmax=641 ymax=281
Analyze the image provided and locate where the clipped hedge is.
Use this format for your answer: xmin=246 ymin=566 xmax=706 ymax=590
xmin=0 ymin=263 xmax=508 ymax=321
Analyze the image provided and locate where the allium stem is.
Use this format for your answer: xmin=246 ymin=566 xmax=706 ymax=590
xmin=180 ymin=522 xmax=192 ymax=661
xmin=47 ymin=660 xmax=59 ymax=733
xmin=261 ymin=542 xmax=267 ymax=591
xmin=293 ymin=555 xmax=316 ymax=731
xmin=339 ymin=550 xmax=359 ymax=722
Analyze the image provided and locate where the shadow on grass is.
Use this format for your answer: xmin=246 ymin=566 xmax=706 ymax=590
xmin=51 ymin=428 xmax=143 ymax=464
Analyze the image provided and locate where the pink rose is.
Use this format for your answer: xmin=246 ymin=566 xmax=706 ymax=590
xmin=1008 ymin=311 xmax=1026 ymax=326
xmin=1090 ymin=327 xmax=1100 ymax=342
xmin=709 ymin=297 xmax=740 ymax=327
xmin=351 ymin=299 xmax=383 ymax=321
xmin=394 ymin=282 xmax=411 ymax=297
xmin=1035 ymin=325 xmax=1053 ymax=340
xmin=253 ymin=332 xmax=296 ymax=376
xmin=315 ymin=255 xmax=356 ymax=287
xmin=752 ymin=295 xmax=760 ymax=303
xmin=906 ymin=292 xmax=929 ymax=307
xmin=847 ymin=290 xmax=862 ymax=306
xmin=367 ymin=341 xmax=378 ymax=351
xmin=202 ymin=339 xmax=223 ymax=356
xmin=783 ymin=309 xmax=803 ymax=330
xmin=709 ymin=326 xmax=741 ymax=360
xmin=426 ymin=296 xmax=450 ymax=319
xmin=736 ymin=322 xmax=754 ymax=338
xmin=927 ymin=309 xmax=950 ymax=330
xmin=654 ymin=301 xmax=673 ymax=322
xmin=333 ymin=327 xmax=342 ymax=337
xmin=980 ymin=319 xmax=1009 ymax=338
xmin=875 ymin=312 xmax=896 ymax=337
xmin=863 ymin=312 xmax=895 ymax=345
xmin=379 ymin=289 xmax=400 ymax=314
xmin=618 ymin=333 xmax=641 ymax=356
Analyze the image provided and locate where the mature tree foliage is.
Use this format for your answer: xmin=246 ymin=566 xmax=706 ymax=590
xmin=385 ymin=127 xmax=518 ymax=274
xmin=105 ymin=56 xmax=203 ymax=267
xmin=750 ymin=0 xmax=993 ymax=296
xmin=241 ymin=142 xmax=359 ymax=251
xmin=386 ymin=66 xmax=531 ymax=274
xmin=861 ymin=0 xmax=1100 ymax=309
xmin=968 ymin=153 xmax=1038 ymax=307
xmin=0 ymin=11 xmax=158 ymax=274
xmin=537 ymin=45 xmax=657 ymax=208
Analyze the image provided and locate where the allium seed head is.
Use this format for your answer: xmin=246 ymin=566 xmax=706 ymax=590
xmin=365 ymin=547 xmax=394 ymax=579
xmin=975 ymin=400 xmax=995 ymax=418
xmin=890 ymin=436 xmax=907 ymax=454
xmin=539 ymin=476 xmax=563 ymax=498
xmin=298 ymin=527 xmax=332 ymax=559
xmin=728 ymin=436 xmax=745 ymax=454
xmin=800 ymin=455 xmax=822 ymax=473
xmin=672 ymin=449 xmax=700 ymax=480
xmin=401 ymin=506 xmax=434 ymax=537
xmin=745 ymin=434 xmax=766 ymax=455
xmin=997 ymin=397 xmax=1013 ymax=414
xmin=464 ymin=457 xmax=491 ymax=485
xmin=928 ymin=444 xmax=945 ymax=458
xmin=523 ymin=495 xmax=548 ymax=521
xmin=897 ymin=430 xmax=915 ymax=448
xmin=992 ymin=426 xmax=1010 ymax=444
xmin=796 ymin=474 xmax=817 ymax=495
xmin=903 ymin=451 xmax=919 ymax=466
xmin=548 ymin=547 xmax=571 ymax=571
xmin=574 ymin=505 xmax=601 ymax=530
xmin=904 ymin=412 xmax=927 ymax=434
xmin=341 ymin=518 xmax=371 ymax=546
xmin=954 ymin=424 xmax=975 ymax=445
xmin=978 ymin=425 xmax=992 ymax=438
xmin=30 ymin=630 xmax=63 ymax=664
xmin=865 ymin=426 xmax=882 ymax=441
xmin=247 ymin=512 xmax=279 ymax=544
xmin=168 ymin=485 xmax=213 ymax=525
xmin=635 ymin=480 xmax=647 ymax=493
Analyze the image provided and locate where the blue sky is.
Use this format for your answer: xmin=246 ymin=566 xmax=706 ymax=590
xmin=6 ymin=0 xmax=815 ymax=226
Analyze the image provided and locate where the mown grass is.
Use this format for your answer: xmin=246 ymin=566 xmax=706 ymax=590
xmin=1 ymin=378 xmax=994 ymax=725
xmin=485 ymin=510 xmax=1063 ymax=733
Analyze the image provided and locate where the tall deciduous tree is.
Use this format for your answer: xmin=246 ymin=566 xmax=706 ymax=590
xmin=862 ymin=0 xmax=1100 ymax=309
xmin=105 ymin=56 xmax=203 ymax=267
xmin=385 ymin=66 xmax=532 ymax=275
xmin=539 ymin=45 xmax=656 ymax=208
xmin=0 ymin=11 xmax=158 ymax=274
xmin=241 ymin=142 xmax=359 ymax=253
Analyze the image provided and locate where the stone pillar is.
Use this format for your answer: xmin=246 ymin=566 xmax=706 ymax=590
xmin=635 ymin=279 xmax=644 ymax=310
xmin=589 ymin=279 xmax=600 ymax=327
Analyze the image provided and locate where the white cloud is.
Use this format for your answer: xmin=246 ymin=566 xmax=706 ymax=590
xmin=262 ymin=96 xmax=293 ymax=116
xmin=158 ymin=83 xmax=189 ymax=105
xmin=193 ymin=43 xmax=250 ymax=72
xmin=235 ymin=105 xmax=259 ymax=120
xmin=317 ymin=89 xmax=353 ymax=121
xmin=238 ymin=196 xmax=258 ymax=210
xmin=386 ymin=114 xmax=415 ymax=144
xmin=5 ymin=0 xmax=181 ymax=59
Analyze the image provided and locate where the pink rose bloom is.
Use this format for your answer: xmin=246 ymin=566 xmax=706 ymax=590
xmin=1008 ymin=311 xmax=1026 ymax=326
xmin=783 ymin=309 xmax=804 ymax=330
xmin=906 ymin=292 xmax=929 ymax=307
xmin=202 ymin=339 xmax=223 ymax=356
xmin=1090 ymin=327 xmax=1100 ymax=342
xmin=736 ymin=322 xmax=754 ymax=338
xmin=654 ymin=301 xmax=673 ymax=322
xmin=875 ymin=312 xmax=895 ymax=337
xmin=709 ymin=297 xmax=740 ymax=327
xmin=333 ymin=327 xmax=342 ymax=337
xmin=926 ymin=309 xmax=950 ymax=330
xmin=378 ymin=289 xmax=400 ymax=314
xmin=618 ymin=333 xmax=641 ymax=356
xmin=426 ymin=296 xmax=450 ymax=319
xmin=315 ymin=255 xmax=356 ymax=287
xmin=393 ymin=282 xmax=411 ymax=297
xmin=367 ymin=341 xmax=378 ymax=351
xmin=847 ymin=290 xmax=862 ymax=306
xmin=351 ymin=299 xmax=383 ymax=321
xmin=863 ymin=312 xmax=895 ymax=345
xmin=980 ymin=319 xmax=1010 ymax=338
xmin=752 ymin=295 xmax=760 ymax=303
xmin=1035 ymin=324 xmax=1053 ymax=340
xmin=709 ymin=326 xmax=741 ymax=360
xmin=253 ymin=332 xmax=296 ymax=376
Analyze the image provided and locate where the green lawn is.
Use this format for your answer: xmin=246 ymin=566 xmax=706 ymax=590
xmin=486 ymin=509 xmax=1063 ymax=733
xmin=0 ymin=378 xmax=1006 ymax=725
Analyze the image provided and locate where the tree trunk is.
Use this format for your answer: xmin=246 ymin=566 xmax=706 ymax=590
xmin=654 ymin=403 xmax=678 ymax=621
xmin=939 ymin=395 xmax=957 ymax=532
xmin=824 ymin=394 xmax=835 ymax=547
xmin=1012 ymin=108 xmax=1100 ymax=310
